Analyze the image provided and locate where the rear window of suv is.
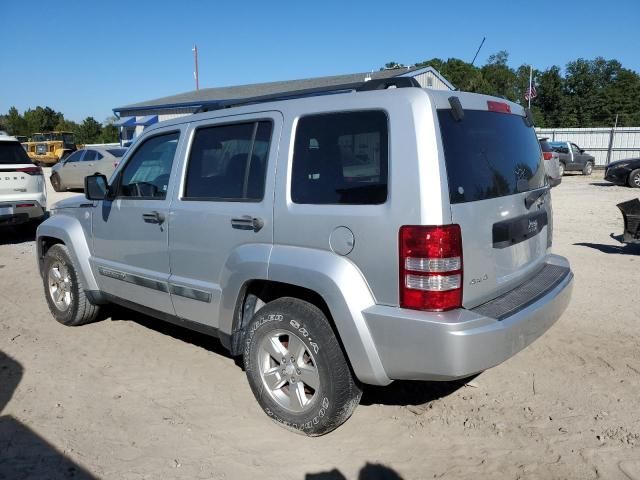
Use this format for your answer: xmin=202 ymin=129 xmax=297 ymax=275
xmin=438 ymin=110 xmax=545 ymax=204
xmin=0 ymin=141 xmax=32 ymax=164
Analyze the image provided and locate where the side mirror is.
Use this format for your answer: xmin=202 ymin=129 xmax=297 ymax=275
xmin=85 ymin=174 xmax=109 ymax=200
xmin=580 ymin=149 xmax=585 ymax=154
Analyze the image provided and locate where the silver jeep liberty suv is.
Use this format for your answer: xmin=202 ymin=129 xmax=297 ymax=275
xmin=37 ymin=78 xmax=573 ymax=435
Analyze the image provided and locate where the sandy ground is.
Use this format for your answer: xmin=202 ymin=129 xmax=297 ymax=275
xmin=1 ymin=170 xmax=640 ymax=480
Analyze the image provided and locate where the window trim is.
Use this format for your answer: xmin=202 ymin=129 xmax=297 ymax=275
xmin=112 ymin=129 xmax=181 ymax=201
xmin=289 ymin=109 xmax=390 ymax=206
xmin=180 ymin=118 xmax=274 ymax=203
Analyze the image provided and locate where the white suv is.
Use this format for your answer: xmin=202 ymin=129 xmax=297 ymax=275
xmin=0 ymin=135 xmax=47 ymax=227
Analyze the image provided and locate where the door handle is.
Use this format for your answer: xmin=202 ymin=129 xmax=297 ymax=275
xmin=142 ymin=211 xmax=166 ymax=224
xmin=231 ymin=215 xmax=264 ymax=232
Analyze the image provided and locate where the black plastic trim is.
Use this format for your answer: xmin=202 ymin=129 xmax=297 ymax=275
xmin=493 ymin=210 xmax=548 ymax=249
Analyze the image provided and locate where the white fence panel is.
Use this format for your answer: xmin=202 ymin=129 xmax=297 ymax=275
xmin=536 ymin=127 xmax=640 ymax=166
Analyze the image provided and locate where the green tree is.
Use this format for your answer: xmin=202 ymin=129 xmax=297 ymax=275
xmin=481 ymin=51 xmax=518 ymax=100
xmin=75 ymin=117 xmax=103 ymax=144
xmin=99 ymin=116 xmax=119 ymax=143
xmin=4 ymin=107 xmax=28 ymax=136
xmin=23 ymin=106 xmax=62 ymax=134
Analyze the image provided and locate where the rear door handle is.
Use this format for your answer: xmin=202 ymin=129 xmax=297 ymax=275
xmin=142 ymin=211 xmax=166 ymax=224
xmin=231 ymin=215 xmax=264 ymax=232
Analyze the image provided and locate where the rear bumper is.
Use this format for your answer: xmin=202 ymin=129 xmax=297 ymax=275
xmin=0 ymin=197 xmax=47 ymax=226
xmin=363 ymin=255 xmax=573 ymax=382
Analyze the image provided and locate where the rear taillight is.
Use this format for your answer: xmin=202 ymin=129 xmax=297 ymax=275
xmin=16 ymin=166 xmax=43 ymax=175
xmin=543 ymin=152 xmax=553 ymax=161
xmin=399 ymin=225 xmax=463 ymax=312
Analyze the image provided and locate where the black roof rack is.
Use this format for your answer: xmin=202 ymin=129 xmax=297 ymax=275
xmin=196 ymin=77 xmax=421 ymax=113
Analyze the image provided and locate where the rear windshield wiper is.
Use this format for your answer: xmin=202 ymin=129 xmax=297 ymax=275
xmin=524 ymin=186 xmax=549 ymax=209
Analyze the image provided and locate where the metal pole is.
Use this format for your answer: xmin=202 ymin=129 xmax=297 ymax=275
xmin=528 ymin=65 xmax=533 ymax=110
xmin=606 ymin=114 xmax=619 ymax=165
xmin=193 ymin=45 xmax=199 ymax=91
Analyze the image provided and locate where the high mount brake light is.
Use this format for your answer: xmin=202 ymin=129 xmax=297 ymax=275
xmin=399 ymin=225 xmax=463 ymax=311
xmin=487 ymin=101 xmax=511 ymax=114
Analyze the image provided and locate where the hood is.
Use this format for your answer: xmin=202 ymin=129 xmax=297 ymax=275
xmin=51 ymin=194 xmax=89 ymax=210
xmin=608 ymin=158 xmax=640 ymax=169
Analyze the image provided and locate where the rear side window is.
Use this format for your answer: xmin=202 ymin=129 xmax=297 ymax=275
xmin=291 ymin=111 xmax=388 ymax=205
xmin=0 ymin=141 xmax=31 ymax=164
xmin=184 ymin=121 xmax=272 ymax=201
xmin=438 ymin=110 xmax=545 ymax=204
xmin=107 ymin=148 xmax=127 ymax=158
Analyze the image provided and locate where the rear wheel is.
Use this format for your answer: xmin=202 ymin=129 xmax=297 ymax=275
xmin=50 ymin=173 xmax=63 ymax=192
xmin=244 ymin=297 xmax=362 ymax=436
xmin=582 ymin=161 xmax=593 ymax=176
xmin=559 ymin=162 xmax=565 ymax=176
xmin=43 ymin=244 xmax=100 ymax=326
xmin=629 ymin=169 xmax=640 ymax=188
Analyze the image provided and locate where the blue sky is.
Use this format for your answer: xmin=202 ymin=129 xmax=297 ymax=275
xmin=2 ymin=0 xmax=638 ymax=122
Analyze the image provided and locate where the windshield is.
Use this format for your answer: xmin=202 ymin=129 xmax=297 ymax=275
xmin=0 ymin=141 xmax=33 ymax=164
xmin=438 ymin=109 xmax=545 ymax=204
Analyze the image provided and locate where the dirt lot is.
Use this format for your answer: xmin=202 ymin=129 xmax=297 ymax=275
xmin=1 ymin=170 xmax=640 ymax=480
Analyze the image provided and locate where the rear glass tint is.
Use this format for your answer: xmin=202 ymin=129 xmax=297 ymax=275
xmin=0 ymin=141 xmax=32 ymax=164
xmin=438 ymin=110 xmax=545 ymax=204
xmin=539 ymin=139 xmax=553 ymax=152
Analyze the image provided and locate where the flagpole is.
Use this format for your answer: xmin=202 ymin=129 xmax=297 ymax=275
xmin=193 ymin=45 xmax=199 ymax=91
xmin=528 ymin=65 xmax=533 ymax=109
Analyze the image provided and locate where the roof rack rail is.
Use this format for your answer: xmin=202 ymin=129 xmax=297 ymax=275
xmin=196 ymin=77 xmax=421 ymax=113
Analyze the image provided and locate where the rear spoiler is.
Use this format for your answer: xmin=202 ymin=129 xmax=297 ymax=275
xmin=617 ymin=198 xmax=640 ymax=244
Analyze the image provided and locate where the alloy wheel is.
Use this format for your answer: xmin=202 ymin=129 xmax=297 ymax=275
xmin=48 ymin=262 xmax=72 ymax=311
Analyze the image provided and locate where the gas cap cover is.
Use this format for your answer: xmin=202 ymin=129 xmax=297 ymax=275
xmin=329 ymin=226 xmax=355 ymax=256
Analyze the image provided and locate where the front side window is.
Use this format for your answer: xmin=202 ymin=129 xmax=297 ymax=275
xmin=118 ymin=131 xmax=179 ymax=199
xmin=291 ymin=111 xmax=388 ymax=205
xmin=184 ymin=121 xmax=272 ymax=201
xmin=64 ymin=151 xmax=83 ymax=163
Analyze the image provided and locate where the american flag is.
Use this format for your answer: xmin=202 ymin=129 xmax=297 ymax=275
xmin=525 ymin=84 xmax=537 ymax=101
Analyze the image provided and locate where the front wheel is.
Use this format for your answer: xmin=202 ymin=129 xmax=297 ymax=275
xmin=629 ymin=169 xmax=640 ymax=188
xmin=244 ymin=297 xmax=362 ymax=436
xmin=582 ymin=161 xmax=593 ymax=176
xmin=43 ymin=244 xmax=101 ymax=326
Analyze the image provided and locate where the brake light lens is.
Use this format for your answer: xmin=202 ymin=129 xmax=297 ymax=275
xmin=16 ymin=166 xmax=43 ymax=175
xmin=399 ymin=225 xmax=463 ymax=311
xmin=487 ymin=101 xmax=511 ymax=114
xmin=543 ymin=152 xmax=553 ymax=161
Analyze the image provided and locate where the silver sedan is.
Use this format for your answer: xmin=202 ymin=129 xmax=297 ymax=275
xmin=50 ymin=147 xmax=126 ymax=191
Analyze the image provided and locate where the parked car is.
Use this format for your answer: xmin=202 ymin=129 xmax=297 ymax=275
xmin=549 ymin=141 xmax=595 ymax=176
xmin=604 ymin=157 xmax=640 ymax=188
xmin=0 ymin=134 xmax=47 ymax=227
xmin=36 ymin=78 xmax=573 ymax=436
xmin=538 ymin=138 xmax=562 ymax=187
xmin=50 ymin=146 xmax=127 ymax=191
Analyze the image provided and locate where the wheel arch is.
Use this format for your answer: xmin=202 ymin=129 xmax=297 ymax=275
xmin=36 ymin=216 xmax=99 ymax=292
xmin=223 ymin=246 xmax=391 ymax=386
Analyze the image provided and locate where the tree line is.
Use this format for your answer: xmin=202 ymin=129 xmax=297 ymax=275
xmin=384 ymin=52 xmax=640 ymax=128
xmin=0 ymin=106 xmax=119 ymax=144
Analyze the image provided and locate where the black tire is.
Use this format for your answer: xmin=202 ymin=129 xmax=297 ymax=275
xmin=50 ymin=173 xmax=63 ymax=192
xmin=582 ymin=161 xmax=593 ymax=176
xmin=559 ymin=162 xmax=565 ymax=177
xmin=42 ymin=244 xmax=100 ymax=326
xmin=244 ymin=297 xmax=362 ymax=436
xmin=628 ymin=169 xmax=640 ymax=188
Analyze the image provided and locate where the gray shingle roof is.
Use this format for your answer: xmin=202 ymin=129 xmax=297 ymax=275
xmin=114 ymin=66 xmax=423 ymax=112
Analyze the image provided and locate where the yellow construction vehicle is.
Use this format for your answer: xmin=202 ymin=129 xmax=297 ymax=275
xmin=22 ymin=131 xmax=77 ymax=166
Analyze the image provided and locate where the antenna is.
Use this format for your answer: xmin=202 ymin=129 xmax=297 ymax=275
xmin=192 ymin=45 xmax=199 ymax=91
xmin=471 ymin=37 xmax=486 ymax=66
